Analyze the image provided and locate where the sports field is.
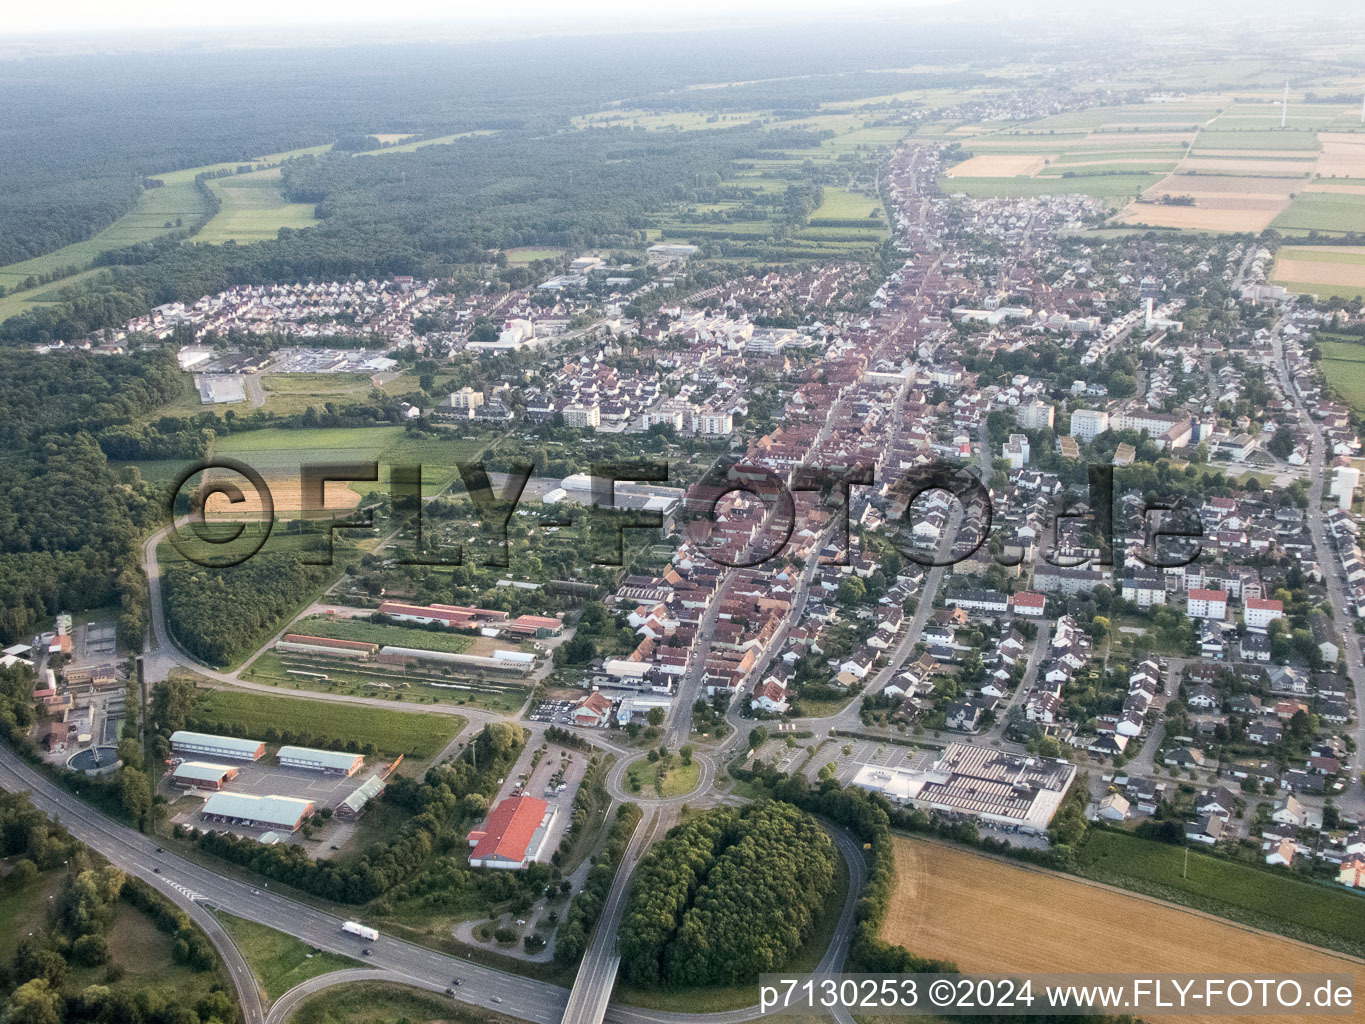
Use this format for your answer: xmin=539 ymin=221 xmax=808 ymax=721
xmin=882 ymin=837 xmax=1364 ymax=1024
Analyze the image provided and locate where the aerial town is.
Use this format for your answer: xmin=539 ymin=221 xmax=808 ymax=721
xmin=6 ymin=7 xmax=1365 ymax=1024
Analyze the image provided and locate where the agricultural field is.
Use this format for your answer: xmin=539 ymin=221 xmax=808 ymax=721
xmin=186 ymin=685 xmax=466 ymax=759
xmin=504 ymin=246 xmax=566 ymax=264
xmin=882 ymin=837 xmax=1365 ymax=1022
xmin=353 ymin=129 xmax=498 ymax=155
xmin=197 ymin=167 xmax=320 ymax=244
xmin=0 ymin=143 xmax=331 ymax=323
xmin=289 ymin=614 xmax=476 ymax=654
xmin=214 ymin=912 xmax=359 ymax=1001
xmin=1116 ymin=173 xmax=1302 ymax=232
xmin=1273 ymin=191 xmax=1365 ymax=236
xmin=1075 ymin=829 xmax=1365 ymax=953
xmin=1317 ymin=337 xmax=1365 ymax=412
xmin=240 ymin=651 xmax=529 ymax=713
xmin=808 ymin=186 xmax=884 ymax=223
xmin=1271 ymin=246 xmax=1365 ymax=302
xmin=205 ymin=425 xmax=492 ymax=513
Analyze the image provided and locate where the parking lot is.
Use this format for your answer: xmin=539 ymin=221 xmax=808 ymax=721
xmin=528 ymin=699 xmax=575 ymax=724
xmin=482 ymin=740 xmax=587 ymax=861
xmin=801 ymin=739 xmax=937 ymax=785
xmin=164 ymin=750 xmax=379 ymax=845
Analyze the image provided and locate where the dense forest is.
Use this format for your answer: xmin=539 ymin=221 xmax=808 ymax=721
xmin=160 ymin=553 xmax=331 ymax=666
xmin=617 ymin=801 xmax=835 ymax=987
xmin=0 ymin=351 xmax=183 ymax=644
xmin=0 ymin=22 xmax=1016 ymax=268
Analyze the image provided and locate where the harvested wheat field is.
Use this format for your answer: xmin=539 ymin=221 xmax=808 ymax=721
xmin=1316 ymin=133 xmax=1365 ymax=179
xmin=1115 ymin=173 xmax=1298 ymax=231
xmin=946 ymin=153 xmax=1052 ymax=177
xmin=200 ymin=471 xmax=362 ymax=516
xmin=1308 ymin=183 xmax=1365 ymax=196
xmin=881 ymin=838 xmax=1363 ymax=1024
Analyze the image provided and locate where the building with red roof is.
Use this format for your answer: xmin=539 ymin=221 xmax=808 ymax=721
xmin=467 ymin=795 xmax=556 ymax=870
xmin=1244 ymin=597 xmax=1285 ymax=632
xmin=1009 ymin=591 xmax=1046 ymax=617
xmin=1186 ymin=588 xmax=1227 ymax=620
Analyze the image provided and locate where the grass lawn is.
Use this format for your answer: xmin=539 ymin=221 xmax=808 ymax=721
xmin=188 ymin=687 xmax=465 ymax=758
xmin=0 ymin=872 xmax=61 ymax=963
xmin=292 ymin=981 xmax=524 ymax=1024
xmin=214 ymin=911 xmax=361 ymax=1001
xmin=613 ymin=840 xmax=851 ymax=1012
xmin=504 ymin=246 xmax=566 ymax=264
xmin=198 ymin=168 xmax=319 ymax=244
xmin=625 ymin=756 xmax=701 ymax=797
xmin=809 ymin=186 xmax=883 ymax=223
xmin=1075 ymin=828 xmax=1365 ymax=954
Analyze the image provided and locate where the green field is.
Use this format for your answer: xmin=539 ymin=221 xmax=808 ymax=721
xmin=809 ymin=186 xmax=884 ymax=224
xmin=1320 ymin=341 xmax=1365 ymax=410
xmin=187 ymin=687 xmax=465 ymax=758
xmin=1191 ymin=129 xmax=1322 ymax=151
xmin=290 ymin=615 xmax=476 ymax=653
xmin=1076 ymin=829 xmax=1365 ymax=953
xmin=354 ymin=130 xmax=497 ymax=155
xmin=210 ymin=426 xmax=492 ymax=498
xmin=1272 ymin=192 xmax=1365 ymax=234
xmin=240 ymin=652 xmax=529 ymax=713
xmin=292 ymin=981 xmax=524 ymax=1024
xmin=504 ymin=246 xmax=566 ymax=264
xmin=214 ymin=912 xmax=360 ymax=1001
xmin=625 ymin=756 xmax=701 ymax=797
xmin=942 ymin=172 xmax=1158 ymax=201
xmin=198 ymin=168 xmax=320 ymax=244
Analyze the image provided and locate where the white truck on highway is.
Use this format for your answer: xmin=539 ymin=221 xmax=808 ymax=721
xmin=341 ymin=921 xmax=378 ymax=942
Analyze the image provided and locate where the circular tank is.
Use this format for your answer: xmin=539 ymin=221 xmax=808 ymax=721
xmin=67 ymin=746 xmax=122 ymax=776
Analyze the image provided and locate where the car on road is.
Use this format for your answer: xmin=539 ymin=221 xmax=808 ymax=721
xmin=451 ymin=979 xmax=461 ymax=986
xmin=251 ymin=889 xmax=261 ymax=895
xmin=152 ymin=867 xmax=160 ymax=873
xmin=491 ymin=997 xmax=502 ymax=1004
xmin=362 ymin=949 xmax=372 ymax=956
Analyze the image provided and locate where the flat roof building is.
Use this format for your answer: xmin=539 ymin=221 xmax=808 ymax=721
xmin=170 ymin=731 xmax=265 ymax=762
xmin=201 ymin=792 xmax=315 ymax=832
xmin=276 ymin=634 xmax=378 ymax=659
xmin=277 ymin=745 xmax=364 ymax=776
xmin=171 ymin=761 xmax=240 ymax=791
xmin=468 ymin=795 xmax=556 ymax=869
xmin=851 ymin=742 xmax=1076 ymax=834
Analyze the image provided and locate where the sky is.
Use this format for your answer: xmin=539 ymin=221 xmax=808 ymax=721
xmin=2 ymin=0 xmax=958 ymax=39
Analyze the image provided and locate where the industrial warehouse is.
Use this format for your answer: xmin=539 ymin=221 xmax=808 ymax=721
xmin=851 ymin=743 xmax=1077 ymax=834
xmin=170 ymin=761 xmax=240 ymax=790
xmin=467 ymin=794 xmax=558 ymax=869
xmin=200 ymin=792 xmax=316 ymax=832
xmin=169 ymin=730 xmax=266 ymax=761
xmin=277 ymin=745 xmax=364 ymax=776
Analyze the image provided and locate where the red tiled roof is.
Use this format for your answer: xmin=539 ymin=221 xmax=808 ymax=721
xmin=468 ymin=796 xmax=548 ymax=865
xmin=1188 ymin=588 xmax=1227 ymax=602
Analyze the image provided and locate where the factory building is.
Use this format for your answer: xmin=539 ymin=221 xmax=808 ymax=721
xmin=171 ymin=761 xmax=240 ymax=791
xmin=170 ymin=730 xmax=266 ymax=762
xmin=275 ymin=634 xmax=378 ymax=659
xmin=277 ymin=745 xmax=364 ymax=776
xmin=467 ymin=795 xmax=557 ymax=869
xmin=200 ymin=792 xmax=315 ymax=832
